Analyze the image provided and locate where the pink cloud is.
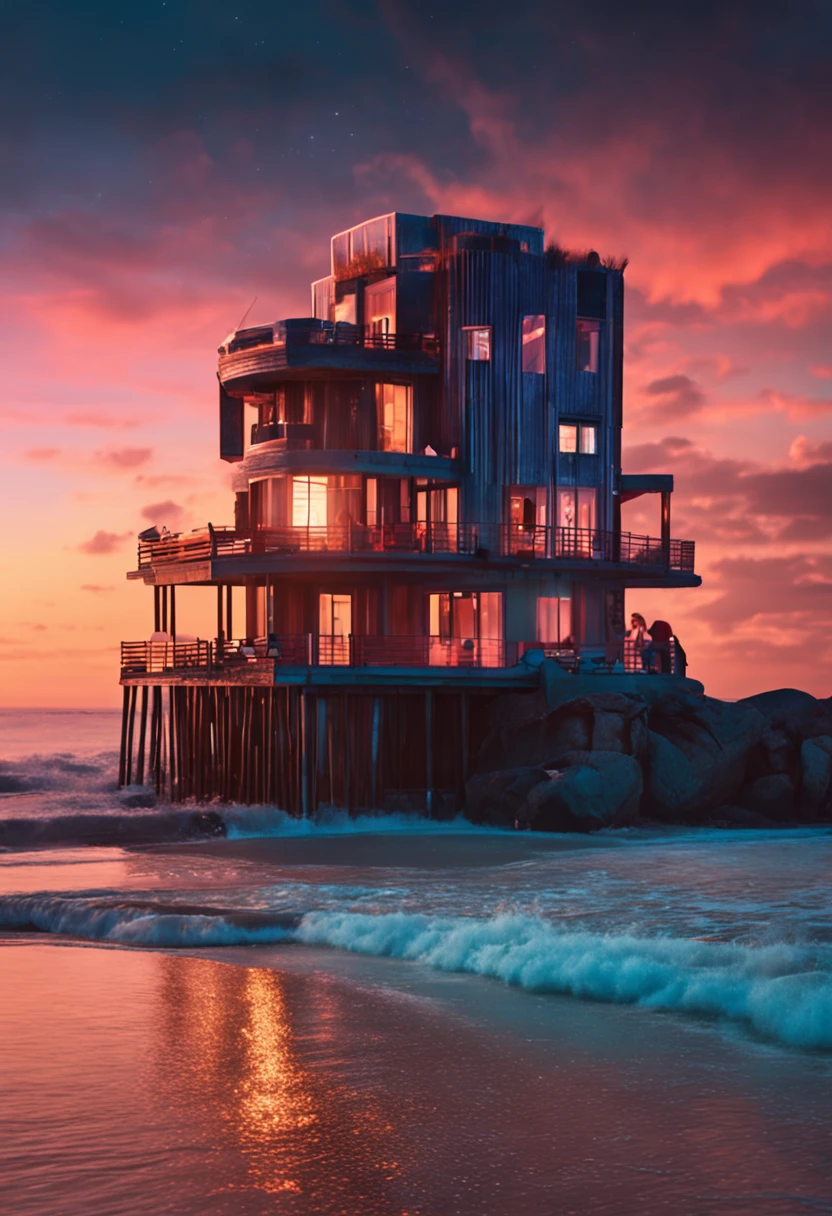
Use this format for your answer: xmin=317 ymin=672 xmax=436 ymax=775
xmin=140 ymin=499 xmax=185 ymax=529
xmin=92 ymin=447 xmax=153 ymax=470
xmin=78 ymin=530 xmax=132 ymax=555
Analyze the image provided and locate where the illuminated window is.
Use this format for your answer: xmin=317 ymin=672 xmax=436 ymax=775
xmin=366 ymin=478 xmax=378 ymax=526
xmin=576 ymin=319 xmax=600 ymax=372
xmin=579 ymin=424 xmax=597 ymax=454
xmin=364 ymin=276 xmax=396 ymax=338
xmin=377 ymin=383 xmax=413 ymax=453
xmin=559 ymin=424 xmax=578 ymax=453
xmin=465 ymin=327 xmax=491 ymax=361
xmin=521 ymin=315 xmax=546 ymax=374
xmin=319 ymin=593 xmax=352 ymax=665
xmin=536 ymin=596 xmax=572 ymax=645
xmin=292 ymin=476 xmax=328 ymax=528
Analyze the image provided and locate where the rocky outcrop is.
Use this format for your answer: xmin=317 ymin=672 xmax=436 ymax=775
xmin=465 ymin=678 xmax=832 ymax=832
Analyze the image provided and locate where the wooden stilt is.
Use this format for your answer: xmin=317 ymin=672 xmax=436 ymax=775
xmin=300 ymin=690 xmax=309 ymax=818
xmin=371 ymin=695 xmax=381 ymax=809
xmin=226 ymin=585 xmax=233 ymax=642
xmin=118 ymin=686 xmax=130 ymax=788
xmin=125 ymin=684 xmax=138 ymax=787
xmin=136 ymin=686 xmax=148 ymax=786
xmin=153 ymin=587 xmax=161 ymax=632
xmin=425 ymin=689 xmax=434 ymax=818
xmin=170 ymin=586 xmax=176 ymax=640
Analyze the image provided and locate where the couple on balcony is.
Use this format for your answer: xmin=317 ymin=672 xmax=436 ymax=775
xmin=628 ymin=613 xmax=687 ymax=676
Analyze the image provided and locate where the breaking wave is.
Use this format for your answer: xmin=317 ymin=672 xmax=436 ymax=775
xmin=2 ymin=895 xmax=830 ymax=1051
xmin=0 ymin=893 xmax=299 ymax=947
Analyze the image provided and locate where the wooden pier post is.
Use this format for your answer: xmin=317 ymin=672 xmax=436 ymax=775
xmin=371 ymin=696 xmax=381 ymax=809
xmin=136 ymin=686 xmax=148 ymax=786
xmin=425 ymin=689 xmax=434 ymax=817
xmin=124 ymin=685 xmax=138 ymax=787
xmin=300 ymin=690 xmax=309 ymax=818
xmin=118 ymin=686 xmax=130 ymax=788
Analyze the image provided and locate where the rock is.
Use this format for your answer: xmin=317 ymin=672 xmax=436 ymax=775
xmin=465 ymin=767 xmax=551 ymax=826
xmin=741 ymin=774 xmax=796 ymax=819
xmin=643 ymin=730 xmax=705 ymax=822
xmin=800 ymin=736 xmax=832 ymax=816
xmin=525 ymin=750 xmax=642 ymax=832
xmin=478 ymin=691 xmax=647 ymax=771
xmin=645 ymin=690 xmax=765 ymax=815
xmin=525 ymin=765 xmax=607 ymax=832
xmin=711 ymin=805 xmax=775 ymax=828
xmin=740 ymin=689 xmax=832 ymax=743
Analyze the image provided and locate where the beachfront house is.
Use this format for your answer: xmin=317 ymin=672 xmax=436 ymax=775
xmin=118 ymin=211 xmax=699 ymax=810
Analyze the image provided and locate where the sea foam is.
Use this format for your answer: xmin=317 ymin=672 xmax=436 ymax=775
xmin=2 ymin=894 xmax=830 ymax=1051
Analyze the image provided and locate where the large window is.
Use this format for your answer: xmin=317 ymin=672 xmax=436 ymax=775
xmin=332 ymin=215 xmax=393 ymax=281
xmin=521 ymin=315 xmax=546 ymax=374
xmin=536 ymin=596 xmax=573 ymax=646
xmin=428 ymin=591 xmax=503 ymax=665
xmin=319 ymin=593 xmax=352 ymax=665
xmin=559 ymin=422 xmax=597 ymax=453
xmin=292 ymin=475 xmax=361 ymax=529
xmin=558 ymin=486 xmax=596 ymax=532
xmin=465 ymin=327 xmax=492 ymax=361
xmin=292 ymin=476 xmax=328 ymax=528
xmin=576 ymin=320 xmax=600 ymax=372
xmin=377 ymin=383 xmax=413 ymax=453
xmin=364 ymin=277 xmax=396 ymax=339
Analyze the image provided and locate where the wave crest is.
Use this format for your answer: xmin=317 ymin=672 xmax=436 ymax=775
xmin=2 ymin=895 xmax=830 ymax=1051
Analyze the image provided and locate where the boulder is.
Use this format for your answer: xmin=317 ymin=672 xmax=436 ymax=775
xmin=465 ymin=766 xmax=551 ymax=826
xmin=739 ymin=689 xmax=832 ymax=743
xmin=645 ymin=690 xmax=765 ymax=815
xmin=741 ymin=774 xmax=796 ymax=819
xmin=800 ymin=736 xmax=832 ymax=816
xmin=524 ymin=750 xmax=643 ymax=832
xmin=478 ymin=691 xmax=648 ymax=772
xmin=711 ymin=804 xmax=775 ymax=828
xmin=525 ymin=765 xmax=607 ymax=832
xmin=643 ymin=729 xmax=707 ymax=822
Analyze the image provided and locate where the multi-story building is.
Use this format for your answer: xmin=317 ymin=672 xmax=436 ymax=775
xmin=119 ymin=211 xmax=699 ymax=813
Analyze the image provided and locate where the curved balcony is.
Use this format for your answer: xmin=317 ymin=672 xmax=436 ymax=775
xmin=233 ymin=442 xmax=461 ymax=488
xmin=218 ymin=320 xmax=439 ymax=392
xmin=130 ymin=522 xmax=696 ymax=578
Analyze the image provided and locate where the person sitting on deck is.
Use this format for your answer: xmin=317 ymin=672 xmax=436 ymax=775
xmin=645 ymin=619 xmax=674 ymax=673
xmin=240 ymin=638 xmax=257 ymax=661
xmin=266 ymin=632 xmax=280 ymax=658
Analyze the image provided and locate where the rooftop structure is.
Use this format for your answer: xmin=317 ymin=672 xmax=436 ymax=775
xmin=118 ymin=211 xmax=699 ymax=812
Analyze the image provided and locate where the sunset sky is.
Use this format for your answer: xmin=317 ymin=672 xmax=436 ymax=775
xmin=1 ymin=0 xmax=831 ymax=706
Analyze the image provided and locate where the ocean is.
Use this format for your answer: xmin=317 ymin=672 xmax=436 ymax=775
xmin=1 ymin=709 xmax=831 ymax=1215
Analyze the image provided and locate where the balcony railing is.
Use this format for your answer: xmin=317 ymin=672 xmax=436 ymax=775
xmin=250 ymin=421 xmax=318 ymax=447
xmin=120 ymin=635 xmax=520 ymax=675
xmin=220 ymin=320 xmax=438 ymax=357
xmin=120 ymin=634 xmax=688 ymax=679
xmin=136 ymin=523 xmax=695 ymax=573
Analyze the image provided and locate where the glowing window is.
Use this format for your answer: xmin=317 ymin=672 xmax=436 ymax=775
xmin=521 ymin=315 xmax=546 ymax=374
xmin=576 ymin=319 xmax=600 ymax=373
xmin=465 ymin=327 xmax=491 ymax=361
xmin=377 ymin=383 xmax=413 ymax=453
xmin=292 ymin=476 xmax=327 ymax=528
xmin=559 ymin=424 xmax=578 ymax=453
xmin=579 ymin=424 xmax=597 ymax=454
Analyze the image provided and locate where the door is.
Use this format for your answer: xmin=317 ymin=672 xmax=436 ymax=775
xmin=319 ymin=593 xmax=352 ymax=665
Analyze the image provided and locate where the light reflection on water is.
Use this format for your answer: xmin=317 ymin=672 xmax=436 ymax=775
xmin=2 ymin=940 xmax=832 ymax=1216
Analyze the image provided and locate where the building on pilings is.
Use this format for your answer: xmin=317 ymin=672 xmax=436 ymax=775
xmin=118 ymin=211 xmax=699 ymax=812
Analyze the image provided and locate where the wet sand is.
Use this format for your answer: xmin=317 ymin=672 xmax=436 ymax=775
xmin=3 ymin=939 xmax=832 ymax=1216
